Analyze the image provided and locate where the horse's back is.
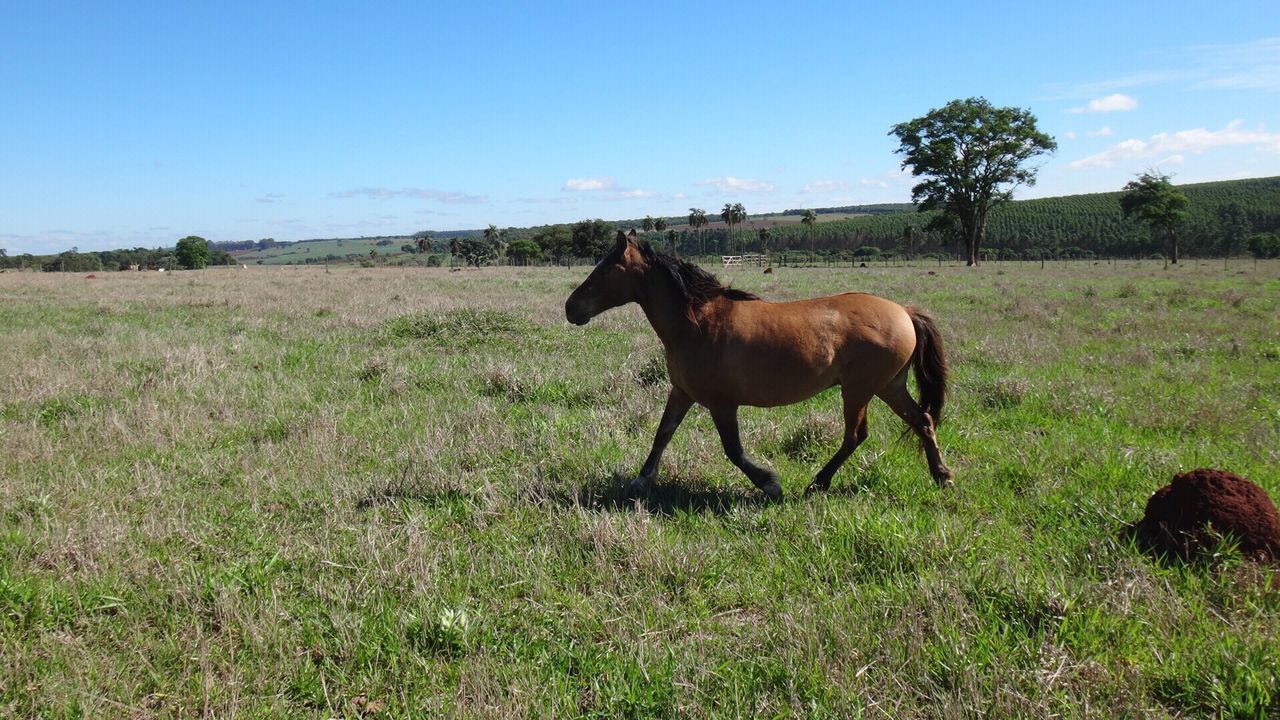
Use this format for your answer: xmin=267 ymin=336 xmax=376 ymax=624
xmin=733 ymin=291 xmax=914 ymax=353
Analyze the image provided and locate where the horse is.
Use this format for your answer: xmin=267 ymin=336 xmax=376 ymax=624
xmin=565 ymin=230 xmax=954 ymax=501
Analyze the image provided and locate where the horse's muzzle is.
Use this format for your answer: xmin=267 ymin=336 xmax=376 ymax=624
xmin=565 ymin=301 xmax=590 ymax=326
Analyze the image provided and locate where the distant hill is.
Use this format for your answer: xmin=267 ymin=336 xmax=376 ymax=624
xmin=774 ymin=203 xmax=915 ymax=217
xmin=227 ymin=175 xmax=1280 ymax=264
xmin=757 ymin=176 xmax=1280 ymax=258
xmin=6 ymin=176 xmax=1278 ymax=269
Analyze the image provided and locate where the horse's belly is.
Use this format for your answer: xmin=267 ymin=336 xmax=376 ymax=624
xmin=675 ymin=351 xmax=840 ymax=408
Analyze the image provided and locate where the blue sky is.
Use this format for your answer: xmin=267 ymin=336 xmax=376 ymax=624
xmin=2 ymin=1 xmax=1278 ymax=254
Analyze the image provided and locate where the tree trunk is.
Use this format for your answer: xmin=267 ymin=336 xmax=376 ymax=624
xmin=964 ymin=218 xmax=980 ymax=266
xmin=1169 ymin=227 xmax=1179 ymax=264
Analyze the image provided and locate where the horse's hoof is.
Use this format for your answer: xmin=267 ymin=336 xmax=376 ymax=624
xmin=934 ymin=470 xmax=955 ymax=489
xmin=803 ymin=482 xmax=828 ymax=497
xmin=760 ymin=483 xmax=784 ymax=503
xmin=625 ymin=476 xmax=652 ymax=497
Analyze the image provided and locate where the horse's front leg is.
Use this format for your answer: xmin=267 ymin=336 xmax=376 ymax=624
xmin=710 ymin=405 xmax=783 ymax=501
xmin=628 ymin=387 xmax=694 ymax=495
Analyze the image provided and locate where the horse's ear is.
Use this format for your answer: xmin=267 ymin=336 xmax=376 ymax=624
xmin=614 ymin=230 xmax=628 ymax=249
xmin=627 ymin=229 xmax=637 ymax=239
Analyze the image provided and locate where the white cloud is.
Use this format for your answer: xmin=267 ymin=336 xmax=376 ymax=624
xmin=1063 ymin=131 xmax=1078 ymax=140
xmin=612 ymin=189 xmax=657 ymax=200
xmin=1069 ymin=93 xmax=1139 ymax=114
xmin=1069 ymin=120 xmax=1280 ymax=169
xmin=1158 ymin=154 xmax=1186 ymax=165
xmin=697 ymin=176 xmax=775 ymax=194
xmin=562 ymin=177 xmax=616 ymax=192
xmin=1086 ymin=126 xmax=1114 ymax=138
xmin=801 ymin=180 xmax=850 ymax=194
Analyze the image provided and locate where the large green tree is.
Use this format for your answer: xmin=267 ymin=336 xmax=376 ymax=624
xmin=455 ymin=237 xmax=497 ymax=267
xmin=174 ymin=235 xmax=211 ymax=269
xmin=1119 ymin=172 xmax=1190 ymax=264
xmin=532 ymin=225 xmax=573 ymax=261
xmin=890 ymin=97 xmax=1056 ymax=266
xmin=506 ymin=238 xmax=542 ymax=264
xmin=529 ymin=225 xmax=570 ymax=262
xmin=571 ymin=219 xmax=614 ymax=259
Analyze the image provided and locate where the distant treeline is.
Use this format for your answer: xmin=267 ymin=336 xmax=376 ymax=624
xmin=5 ymin=177 xmax=1278 ymax=271
xmin=774 ymin=203 xmax=915 ymax=217
xmin=0 ymin=246 xmax=238 ymax=272
xmin=513 ymin=177 xmax=1280 ymax=262
xmin=755 ymin=176 xmax=1280 ymax=259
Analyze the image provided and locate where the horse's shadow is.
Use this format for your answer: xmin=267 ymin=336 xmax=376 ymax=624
xmin=570 ymin=472 xmax=771 ymax=516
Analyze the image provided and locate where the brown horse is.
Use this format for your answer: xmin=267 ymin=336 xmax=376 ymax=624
xmin=565 ymin=231 xmax=953 ymax=500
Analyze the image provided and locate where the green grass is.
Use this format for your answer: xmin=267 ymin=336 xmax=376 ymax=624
xmin=236 ymin=237 xmax=411 ymax=265
xmin=0 ymin=260 xmax=1277 ymax=717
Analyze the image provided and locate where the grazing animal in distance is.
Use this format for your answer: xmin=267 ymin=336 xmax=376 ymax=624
xmin=565 ymin=230 xmax=953 ymax=500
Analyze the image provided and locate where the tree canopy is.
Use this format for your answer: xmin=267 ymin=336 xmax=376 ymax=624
xmin=1119 ymin=172 xmax=1190 ymax=263
xmin=571 ymin=219 xmax=615 ymax=259
xmin=454 ymin=237 xmax=497 ymax=267
xmin=175 ymin=236 xmax=211 ymax=269
xmin=506 ymin=238 xmax=542 ymax=264
xmin=890 ymin=97 xmax=1056 ymax=265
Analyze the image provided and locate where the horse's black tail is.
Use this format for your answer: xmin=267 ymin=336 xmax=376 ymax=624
xmin=907 ymin=308 xmax=948 ymax=427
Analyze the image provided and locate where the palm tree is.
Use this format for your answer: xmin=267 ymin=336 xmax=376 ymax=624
xmin=415 ymin=235 xmax=430 ymax=254
xmin=688 ymin=208 xmax=708 ymax=255
xmin=483 ymin=224 xmax=502 ymax=263
xmin=730 ymin=203 xmax=747 ymax=254
xmin=720 ymin=203 xmax=734 ymax=255
xmin=642 ymin=216 xmax=655 ymax=237
xmin=801 ymin=209 xmax=817 ymax=265
xmin=654 ymin=217 xmax=667 ymax=250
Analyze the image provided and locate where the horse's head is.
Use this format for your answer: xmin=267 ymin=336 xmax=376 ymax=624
xmin=565 ymin=230 xmax=648 ymax=325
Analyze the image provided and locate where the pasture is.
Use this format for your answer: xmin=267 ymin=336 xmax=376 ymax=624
xmin=1 ymin=259 xmax=1277 ymax=717
xmin=235 ymin=238 xmax=409 ymax=266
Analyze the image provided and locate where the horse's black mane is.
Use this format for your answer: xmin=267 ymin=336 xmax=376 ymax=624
xmin=635 ymin=240 xmax=760 ymax=307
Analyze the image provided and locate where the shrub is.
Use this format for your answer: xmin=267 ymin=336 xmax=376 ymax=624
xmin=1247 ymin=232 xmax=1280 ymax=259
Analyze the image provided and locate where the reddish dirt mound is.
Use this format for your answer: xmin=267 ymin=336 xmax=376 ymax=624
xmin=1131 ymin=469 xmax=1280 ymax=563
xmin=84 ymin=274 xmax=98 ymax=279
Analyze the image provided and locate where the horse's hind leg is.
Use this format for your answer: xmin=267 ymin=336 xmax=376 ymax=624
xmin=805 ymin=387 xmax=872 ymax=496
xmin=710 ymin=405 xmax=783 ymax=501
xmin=877 ymin=371 xmax=954 ymax=487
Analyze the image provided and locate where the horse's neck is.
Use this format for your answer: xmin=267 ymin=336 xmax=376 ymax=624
xmin=636 ymin=279 xmax=698 ymax=349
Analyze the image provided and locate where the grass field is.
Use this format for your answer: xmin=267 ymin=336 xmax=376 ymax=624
xmin=1 ymin=259 xmax=1278 ymax=718
xmin=235 ymin=238 xmax=411 ymax=266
